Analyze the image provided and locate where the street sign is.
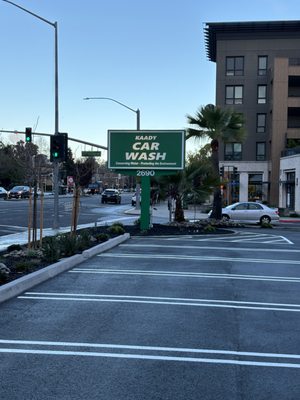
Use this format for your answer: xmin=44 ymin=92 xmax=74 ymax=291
xmin=81 ymin=151 xmax=102 ymax=157
xmin=108 ymin=130 xmax=185 ymax=170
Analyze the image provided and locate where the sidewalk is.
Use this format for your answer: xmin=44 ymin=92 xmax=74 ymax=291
xmin=125 ymin=201 xmax=209 ymax=222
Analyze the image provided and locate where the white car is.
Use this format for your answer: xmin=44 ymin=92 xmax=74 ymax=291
xmin=209 ymin=201 xmax=280 ymax=225
xmin=131 ymin=192 xmax=142 ymax=206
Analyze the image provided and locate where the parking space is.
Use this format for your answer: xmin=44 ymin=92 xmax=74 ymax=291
xmin=1 ymin=231 xmax=300 ymax=399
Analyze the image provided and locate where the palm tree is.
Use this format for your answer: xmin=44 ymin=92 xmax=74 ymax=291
xmin=186 ymin=104 xmax=246 ymax=220
xmin=157 ymin=150 xmax=217 ymax=222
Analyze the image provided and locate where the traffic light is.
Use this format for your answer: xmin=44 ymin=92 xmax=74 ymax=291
xmin=25 ymin=127 xmax=32 ymax=143
xmin=233 ymin=167 xmax=238 ymax=177
xmin=50 ymin=133 xmax=68 ymax=162
xmin=219 ymin=166 xmax=224 ymax=176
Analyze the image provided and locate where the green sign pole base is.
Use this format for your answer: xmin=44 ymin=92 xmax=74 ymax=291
xmin=140 ymin=175 xmax=151 ymax=231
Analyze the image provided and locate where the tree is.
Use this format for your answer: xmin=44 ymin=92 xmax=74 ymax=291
xmin=186 ymin=104 xmax=246 ymax=220
xmin=0 ymin=140 xmax=38 ymax=188
xmin=62 ymin=153 xmax=97 ymax=234
xmin=157 ymin=148 xmax=217 ymax=222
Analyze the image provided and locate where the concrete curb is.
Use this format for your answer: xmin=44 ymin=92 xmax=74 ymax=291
xmin=0 ymin=233 xmax=130 ymax=304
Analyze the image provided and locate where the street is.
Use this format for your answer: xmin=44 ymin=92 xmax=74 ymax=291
xmin=0 ymin=193 xmax=135 ymax=236
xmin=1 ymin=227 xmax=300 ymax=399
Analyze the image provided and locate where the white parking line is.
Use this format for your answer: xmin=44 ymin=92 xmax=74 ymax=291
xmin=100 ymin=252 xmax=300 ymax=265
xmin=120 ymin=244 xmax=300 ymax=253
xmin=0 ymin=339 xmax=300 ymax=368
xmin=170 ymin=232 xmax=294 ymax=245
xmin=69 ymin=268 xmax=300 ymax=284
xmin=18 ymin=292 xmax=300 ymax=312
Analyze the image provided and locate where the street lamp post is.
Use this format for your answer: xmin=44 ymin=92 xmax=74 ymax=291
xmin=84 ymin=96 xmax=141 ymax=207
xmin=2 ymin=0 xmax=60 ymax=229
xmin=84 ymin=97 xmax=140 ymax=130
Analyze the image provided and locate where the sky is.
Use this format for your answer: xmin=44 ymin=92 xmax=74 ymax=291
xmin=1 ymin=0 xmax=300 ymax=159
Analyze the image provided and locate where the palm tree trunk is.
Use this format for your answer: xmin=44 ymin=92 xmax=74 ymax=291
xmin=174 ymin=195 xmax=185 ymax=222
xmin=209 ymin=139 xmax=222 ymax=220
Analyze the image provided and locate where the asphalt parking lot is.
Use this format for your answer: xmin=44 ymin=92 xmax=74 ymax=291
xmin=1 ymin=228 xmax=300 ymax=399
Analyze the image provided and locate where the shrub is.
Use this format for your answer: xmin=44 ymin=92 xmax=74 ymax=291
xmin=203 ymin=224 xmax=216 ymax=233
xmin=76 ymin=230 xmax=92 ymax=251
xmin=107 ymin=224 xmax=125 ymax=235
xmin=42 ymin=236 xmax=61 ymax=263
xmin=110 ymin=222 xmax=124 ymax=228
xmin=7 ymin=244 xmax=22 ymax=252
xmin=95 ymin=233 xmax=110 ymax=243
xmin=58 ymin=233 xmax=78 ymax=257
xmin=260 ymin=222 xmax=273 ymax=229
xmin=15 ymin=260 xmax=35 ymax=272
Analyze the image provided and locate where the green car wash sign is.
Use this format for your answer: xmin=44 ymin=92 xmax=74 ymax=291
xmin=108 ymin=130 xmax=185 ymax=170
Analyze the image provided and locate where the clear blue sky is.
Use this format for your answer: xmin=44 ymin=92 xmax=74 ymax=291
xmin=1 ymin=0 xmax=300 ymax=158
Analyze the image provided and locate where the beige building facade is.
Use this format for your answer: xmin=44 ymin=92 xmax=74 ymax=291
xmin=205 ymin=21 xmax=300 ymax=212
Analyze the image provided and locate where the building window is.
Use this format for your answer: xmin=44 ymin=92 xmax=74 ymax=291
xmin=258 ymin=56 xmax=268 ymax=76
xmin=256 ymin=113 xmax=266 ymax=133
xmin=226 ymin=56 xmax=244 ymax=76
xmin=257 ymin=85 xmax=267 ymax=104
xmin=256 ymin=142 xmax=266 ymax=160
xmin=285 ymin=171 xmax=295 ymax=209
xmin=225 ymin=86 xmax=243 ymax=105
xmin=248 ymin=174 xmax=263 ymax=201
xmin=225 ymin=143 xmax=242 ymax=160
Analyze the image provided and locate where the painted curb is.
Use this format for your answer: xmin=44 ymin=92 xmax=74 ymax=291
xmin=0 ymin=233 xmax=130 ymax=304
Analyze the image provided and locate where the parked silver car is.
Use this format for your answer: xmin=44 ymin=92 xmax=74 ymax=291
xmin=209 ymin=201 xmax=279 ymax=225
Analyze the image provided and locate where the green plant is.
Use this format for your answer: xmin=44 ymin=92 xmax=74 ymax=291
xmin=58 ymin=233 xmax=78 ymax=257
xmin=260 ymin=222 xmax=273 ymax=229
xmin=95 ymin=233 xmax=110 ymax=243
xmin=42 ymin=236 xmax=61 ymax=263
xmin=110 ymin=222 xmax=124 ymax=228
xmin=25 ymin=249 xmax=43 ymax=259
xmin=14 ymin=260 xmax=35 ymax=272
xmin=134 ymin=218 xmax=140 ymax=225
xmin=76 ymin=230 xmax=92 ymax=251
xmin=203 ymin=224 xmax=216 ymax=232
xmin=107 ymin=224 xmax=125 ymax=235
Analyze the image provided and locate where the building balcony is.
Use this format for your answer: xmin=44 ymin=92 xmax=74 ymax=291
xmin=281 ymin=146 xmax=300 ymax=157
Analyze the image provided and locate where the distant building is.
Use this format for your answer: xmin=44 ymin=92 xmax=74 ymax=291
xmin=204 ymin=20 xmax=300 ymax=212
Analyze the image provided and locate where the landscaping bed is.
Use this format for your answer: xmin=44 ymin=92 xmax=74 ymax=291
xmin=0 ymin=221 xmax=233 ymax=286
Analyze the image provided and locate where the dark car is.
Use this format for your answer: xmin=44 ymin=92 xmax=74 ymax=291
xmin=7 ymin=185 xmax=31 ymax=199
xmin=101 ymin=189 xmax=121 ymax=204
xmin=0 ymin=187 xmax=7 ymax=198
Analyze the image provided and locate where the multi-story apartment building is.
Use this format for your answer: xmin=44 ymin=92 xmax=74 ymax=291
xmin=204 ymin=20 xmax=300 ymax=212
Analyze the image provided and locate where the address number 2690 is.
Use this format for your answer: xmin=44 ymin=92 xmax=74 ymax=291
xmin=136 ymin=170 xmax=155 ymax=176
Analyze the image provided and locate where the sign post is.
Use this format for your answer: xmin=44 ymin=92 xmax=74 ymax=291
xmin=108 ymin=130 xmax=185 ymax=231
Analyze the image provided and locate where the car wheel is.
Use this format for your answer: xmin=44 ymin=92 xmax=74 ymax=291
xmin=260 ymin=215 xmax=271 ymax=225
xmin=221 ymin=214 xmax=230 ymax=222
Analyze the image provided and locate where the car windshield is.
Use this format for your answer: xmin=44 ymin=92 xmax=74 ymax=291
xmin=12 ymin=186 xmax=24 ymax=190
